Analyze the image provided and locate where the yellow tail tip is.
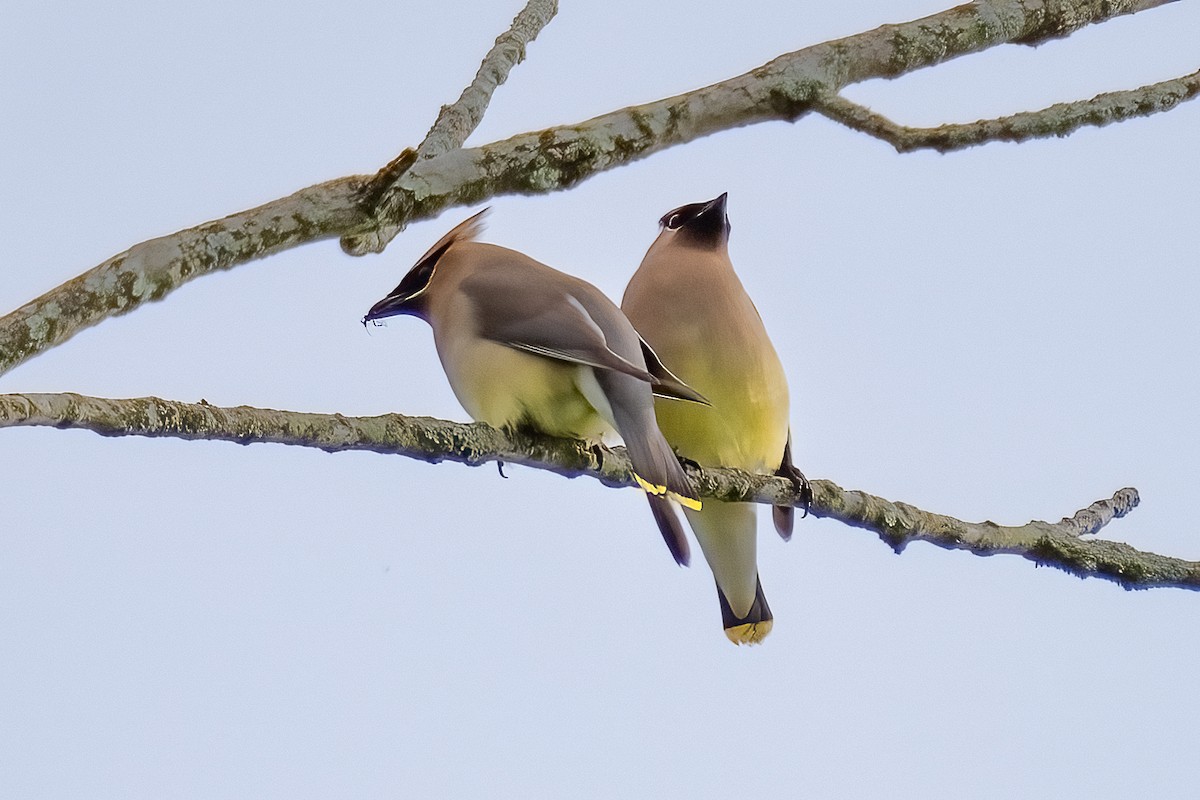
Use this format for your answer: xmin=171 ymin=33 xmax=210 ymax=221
xmin=633 ymin=473 xmax=668 ymax=496
xmin=725 ymin=620 xmax=773 ymax=645
xmin=670 ymin=491 xmax=702 ymax=511
xmin=633 ymin=473 xmax=702 ymax=510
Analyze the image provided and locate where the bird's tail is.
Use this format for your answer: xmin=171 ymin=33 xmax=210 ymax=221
xmin=717 ymin=576 xmax=773 ymax=645
xmin=684 ymin=500 xmax=772 ymax=644
xmin=625 ymin=426 xmax=702 ymax=565
xmin=626 ymin=429 xmax=700 ymax=512
xmin=646 ymin=494 xmax=690 ymax=566
xmin=599 ymin=374 xmax=701 ymax=563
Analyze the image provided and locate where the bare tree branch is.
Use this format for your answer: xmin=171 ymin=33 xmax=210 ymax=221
xmin=2 ymin=392 xmax=1192 ymax=591
xmin=1011 ymin=0 xmax=1180 ymax=44
xmin=815 ymin=69 xmax=1200 ymax=152
xmin=0 ymin=0 xmax=1178 ymax=379
xmin=344 ymin=0 xmax=560 ymax=255
xmin=1 ymin=2 xmax=1191 ymax=597
xmin=417 ymin=0 xmax=559 ymax=160
xmin=0 ymin=177 xmax=370 ymax=379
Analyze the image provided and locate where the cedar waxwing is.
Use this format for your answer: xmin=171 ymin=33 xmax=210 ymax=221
xmin=363 ymin=209 xmax=707 ymax=563
xmin=621 ymin=193 xmax=807 ymax=645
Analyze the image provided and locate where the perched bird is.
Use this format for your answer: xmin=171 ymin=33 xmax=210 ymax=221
xmin=622 ymin=193 xmax=807 ymax=645
xmin=363 ymin=209 xmax=706 ymax=563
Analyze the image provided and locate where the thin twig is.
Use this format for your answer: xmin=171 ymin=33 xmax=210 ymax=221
xmin=815 ymin=69 xmax=1200 ymax=153
xmin=416 ymin=0 xmax=560 ymax=160
xmin=1 ymin=392 xmax=1191 ymax=591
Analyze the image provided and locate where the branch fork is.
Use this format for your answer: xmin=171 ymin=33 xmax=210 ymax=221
xmin=1 ymin=0 xmax=1194 ymax=590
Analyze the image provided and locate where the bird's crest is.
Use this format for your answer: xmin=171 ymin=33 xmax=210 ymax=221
xmin=362 ymin=208 xmax=490 ymax=324
xmin=410 ymin=207 xmax=489 ymax=275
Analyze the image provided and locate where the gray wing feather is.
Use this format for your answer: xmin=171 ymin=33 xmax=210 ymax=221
xmin=462 ymin=270 xmax=655 ymax=383
xmin=639 ymin=338 xmax=710 ymax=405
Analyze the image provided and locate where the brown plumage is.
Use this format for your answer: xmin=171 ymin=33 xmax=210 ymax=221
xmin=364 ymin=209 xmax=705 ymax=565
xmin=622 ymin=193 xmax=803 ymax=644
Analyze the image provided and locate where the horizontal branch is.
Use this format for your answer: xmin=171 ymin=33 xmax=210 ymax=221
xmin=816 ymin=68 xmax=1200 ymax=152
xmin=2 ymin=392 xmax=1193 ymax=591
xmin=0 ymin=0 xmax=1177 ymax=378
xmin=349 ymin=0 xmax=1180 ymax=239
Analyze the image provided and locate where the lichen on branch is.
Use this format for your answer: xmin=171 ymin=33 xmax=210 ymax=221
xmin=1 ymin=392 xmax=1193 ymax=591
xmin=0 ymin=0 xmax=1193 ymax=599
xmin=815 ymin=69 xmax=1200 ymax=153
xmin=1 ymin=0 xmax=1182 ymax=380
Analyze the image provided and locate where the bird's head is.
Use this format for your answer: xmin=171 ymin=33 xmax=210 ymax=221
xmin=362 ymin=256 xmax=437 ymax=324
xmin=362 ymin=208 xmax=489 ymax=325
xmin=657 ymin=192 xmax=730 ymax=249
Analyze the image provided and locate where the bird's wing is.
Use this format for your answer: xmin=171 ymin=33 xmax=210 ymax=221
xmin=638 ymin=337 xmax=710 ymax=405
xmin=460 ymin=270 xmax=656 ymax=383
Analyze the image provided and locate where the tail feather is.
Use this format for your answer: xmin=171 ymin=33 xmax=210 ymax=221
xmin=621 ymin=403 xmax=697 ymax=509
xmin=592 ymin=366 xmax=701 ymax=561
xmin=718 ymin=575 xmax=773 ymax=645
xmin=597 ymin=372 xmax=701 ymax=512
xmin=627 ymin=430 xmax=701 ymax=565
xmin=646 ymin=495 xmax=690 ymax=566
xmin=625 ymin=429 xmax=700 ymax=511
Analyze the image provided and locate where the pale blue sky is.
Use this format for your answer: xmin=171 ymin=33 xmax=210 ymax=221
xmin=2 ymin=2 xmax=1198 ymax=797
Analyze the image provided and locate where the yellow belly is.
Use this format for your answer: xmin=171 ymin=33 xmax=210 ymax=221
xmin=439 ymin=337 xmax=609 ymax=440
xmin=651 ymin=351 xmax=788 ymax=473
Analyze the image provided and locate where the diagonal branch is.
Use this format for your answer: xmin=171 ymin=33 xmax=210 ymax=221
xmin=416 ymin=0 xmax=559 ymax=161
xmin=815 ymin=69 xmax=1200 ymax=153
xmin=350 ymin=0 xmax=1184 ymax=237
xmin=2 ymin=392 xmax=1194 ymax=591
xmin=0 ymin=0 xmax=1181 ymax=379
xmin=344 ymin=0 xmax=559 ymax=255
xmin=0 ymin=177 xmax=371 ymax=379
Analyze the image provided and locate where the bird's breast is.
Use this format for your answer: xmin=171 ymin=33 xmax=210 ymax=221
xmin=630 ymin=288 xmax=789 ymax=470
xmin=434 ymin=332 xmax=610 ymax=441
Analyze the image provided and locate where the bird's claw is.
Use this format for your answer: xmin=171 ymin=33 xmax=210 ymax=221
xmin=778 ymin=462 xmax=813 ymax=519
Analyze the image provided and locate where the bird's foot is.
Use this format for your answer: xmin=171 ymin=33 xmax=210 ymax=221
xmin=778 ymin=462 xmax=813 ymax=518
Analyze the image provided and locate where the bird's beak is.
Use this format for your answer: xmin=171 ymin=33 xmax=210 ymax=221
xmin=362 ymin=291 xmax=411 ymax=324
xmin=683 ymin=192 xmax=729 ymax=244
xmin=699 ymin=192 xmax=728 ymax=222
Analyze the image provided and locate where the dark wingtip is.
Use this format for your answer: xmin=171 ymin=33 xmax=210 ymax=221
xmin=773 ymin=506 xmax=794 ymax=541
xmin=774 ymin=434 xmax=810 ymax=537
xmin=640 ymin=338 xmax=711 ymax=406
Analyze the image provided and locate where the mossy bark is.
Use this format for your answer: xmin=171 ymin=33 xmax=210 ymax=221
xmin=0 ymin=1 xmax=1181 ymax=378
xmin=3 ymin=392 xmax=1192 ymax=591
